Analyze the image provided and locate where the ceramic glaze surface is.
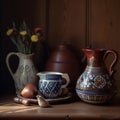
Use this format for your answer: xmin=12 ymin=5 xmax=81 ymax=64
xmin=37 ymin=72 xmax=70 ymax=99
xmin=78 ymin=67 xmax=111 ymax=89
xmin=39 ymin=79 xmax=63 ymax=98
xmin=6 ymin=52 xmax=38 ymax=94
xmin=45 ymin=44 xmax=81 ymax=93
xmin=76 ymin=48 xmax=118 ymax=104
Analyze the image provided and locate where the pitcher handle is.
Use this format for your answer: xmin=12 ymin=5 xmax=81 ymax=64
xmin=104 ymin=50 xmax=118 ymax=76
xmin=61 ymin=73 xmax=70 ymax=88
xmin=6 ymin=52 xmax=20 ymax=80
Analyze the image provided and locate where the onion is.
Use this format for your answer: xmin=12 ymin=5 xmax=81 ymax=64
xmin=20 ymin=84 xmax=38 ymax=98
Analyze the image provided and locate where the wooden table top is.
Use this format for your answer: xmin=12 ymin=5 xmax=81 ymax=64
xmin=0 ymin=95 xmax=120 ymax=120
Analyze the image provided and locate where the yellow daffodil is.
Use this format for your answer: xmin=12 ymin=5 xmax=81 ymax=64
xmin=31 ymin=35 xmax=39 ymax=42
xmin=20 ymin=31 xmax=27 ymax=36
xmin=6 ymin=29 xmax=14 ymax=36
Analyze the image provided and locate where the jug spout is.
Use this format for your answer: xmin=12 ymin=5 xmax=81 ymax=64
xmin=82 ymin=48 xmax=107 ymax=67
xmin=76 ymin=48 xmax=118 ymax=104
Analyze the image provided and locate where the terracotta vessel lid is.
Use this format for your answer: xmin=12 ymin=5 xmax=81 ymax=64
xmin=48 ymin=44 xmax=79 ymax=63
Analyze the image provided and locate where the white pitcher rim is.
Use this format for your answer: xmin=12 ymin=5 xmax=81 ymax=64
xmin=36 ymin=71 xmax=64 ymax=76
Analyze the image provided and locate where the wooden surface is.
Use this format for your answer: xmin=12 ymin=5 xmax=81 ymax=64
xmin=0 ymin=0 xmax=120 ymax=105
xmin=0 ymin=96 xmax=120 ymax=120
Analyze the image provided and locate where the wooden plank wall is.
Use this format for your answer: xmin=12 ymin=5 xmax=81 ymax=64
xmin=47 ymin=0 xmax=86 ymax=50
xmin=0 ymin=0 xmax=120 ymax=95
xmin=47 ymin=0 xmax=120 ymax=95
xmin=90 ymin=0 xmax=120 ymax=94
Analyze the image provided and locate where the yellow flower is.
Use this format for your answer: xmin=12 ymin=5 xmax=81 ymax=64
xmin=31 ymin=35 xmax=39 ymax=42
xmin=6 ymin=29 xmax=14 ymax=36
xmin=20 ymin=31 xmax=27 ymax=36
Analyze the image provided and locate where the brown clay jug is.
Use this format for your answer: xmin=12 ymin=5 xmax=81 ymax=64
xmin=76 ymin=48 xmax=118 ymax=104
xmin=45 ymin=43 xmax=82 ymax=93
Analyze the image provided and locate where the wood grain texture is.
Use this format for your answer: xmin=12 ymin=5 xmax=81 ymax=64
xmin=46 ymin=0 xmax=120 ymax=95
xmin=47 ymin=0 xmax=86 ymax=50
xmin=90 ymin=0 xmax=120 ymax=48
xmin=0 ymin=96 xmax=120 ymax=120
xmin=1 ymin=0 xmax=120 ymax=96
xmin=90 ymin=0 xmax=120 ymax=94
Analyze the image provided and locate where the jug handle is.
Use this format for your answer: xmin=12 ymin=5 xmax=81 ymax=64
xmin=6 ymin=52 xmax=20 ymax=80
xmin=104 ymin=50 xmax=118 ymax=76
xmin=61 ymin=73 xmax=70 ymax=88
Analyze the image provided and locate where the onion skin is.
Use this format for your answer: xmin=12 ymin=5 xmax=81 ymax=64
xmin=20 ymin=84 xmax=38 ymax=98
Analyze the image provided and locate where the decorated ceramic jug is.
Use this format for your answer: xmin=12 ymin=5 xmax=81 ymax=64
xmin=6 ymin=52 xmax=38 ymax=94
xmin=76 ymin=48 xmax=118 ymax=104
